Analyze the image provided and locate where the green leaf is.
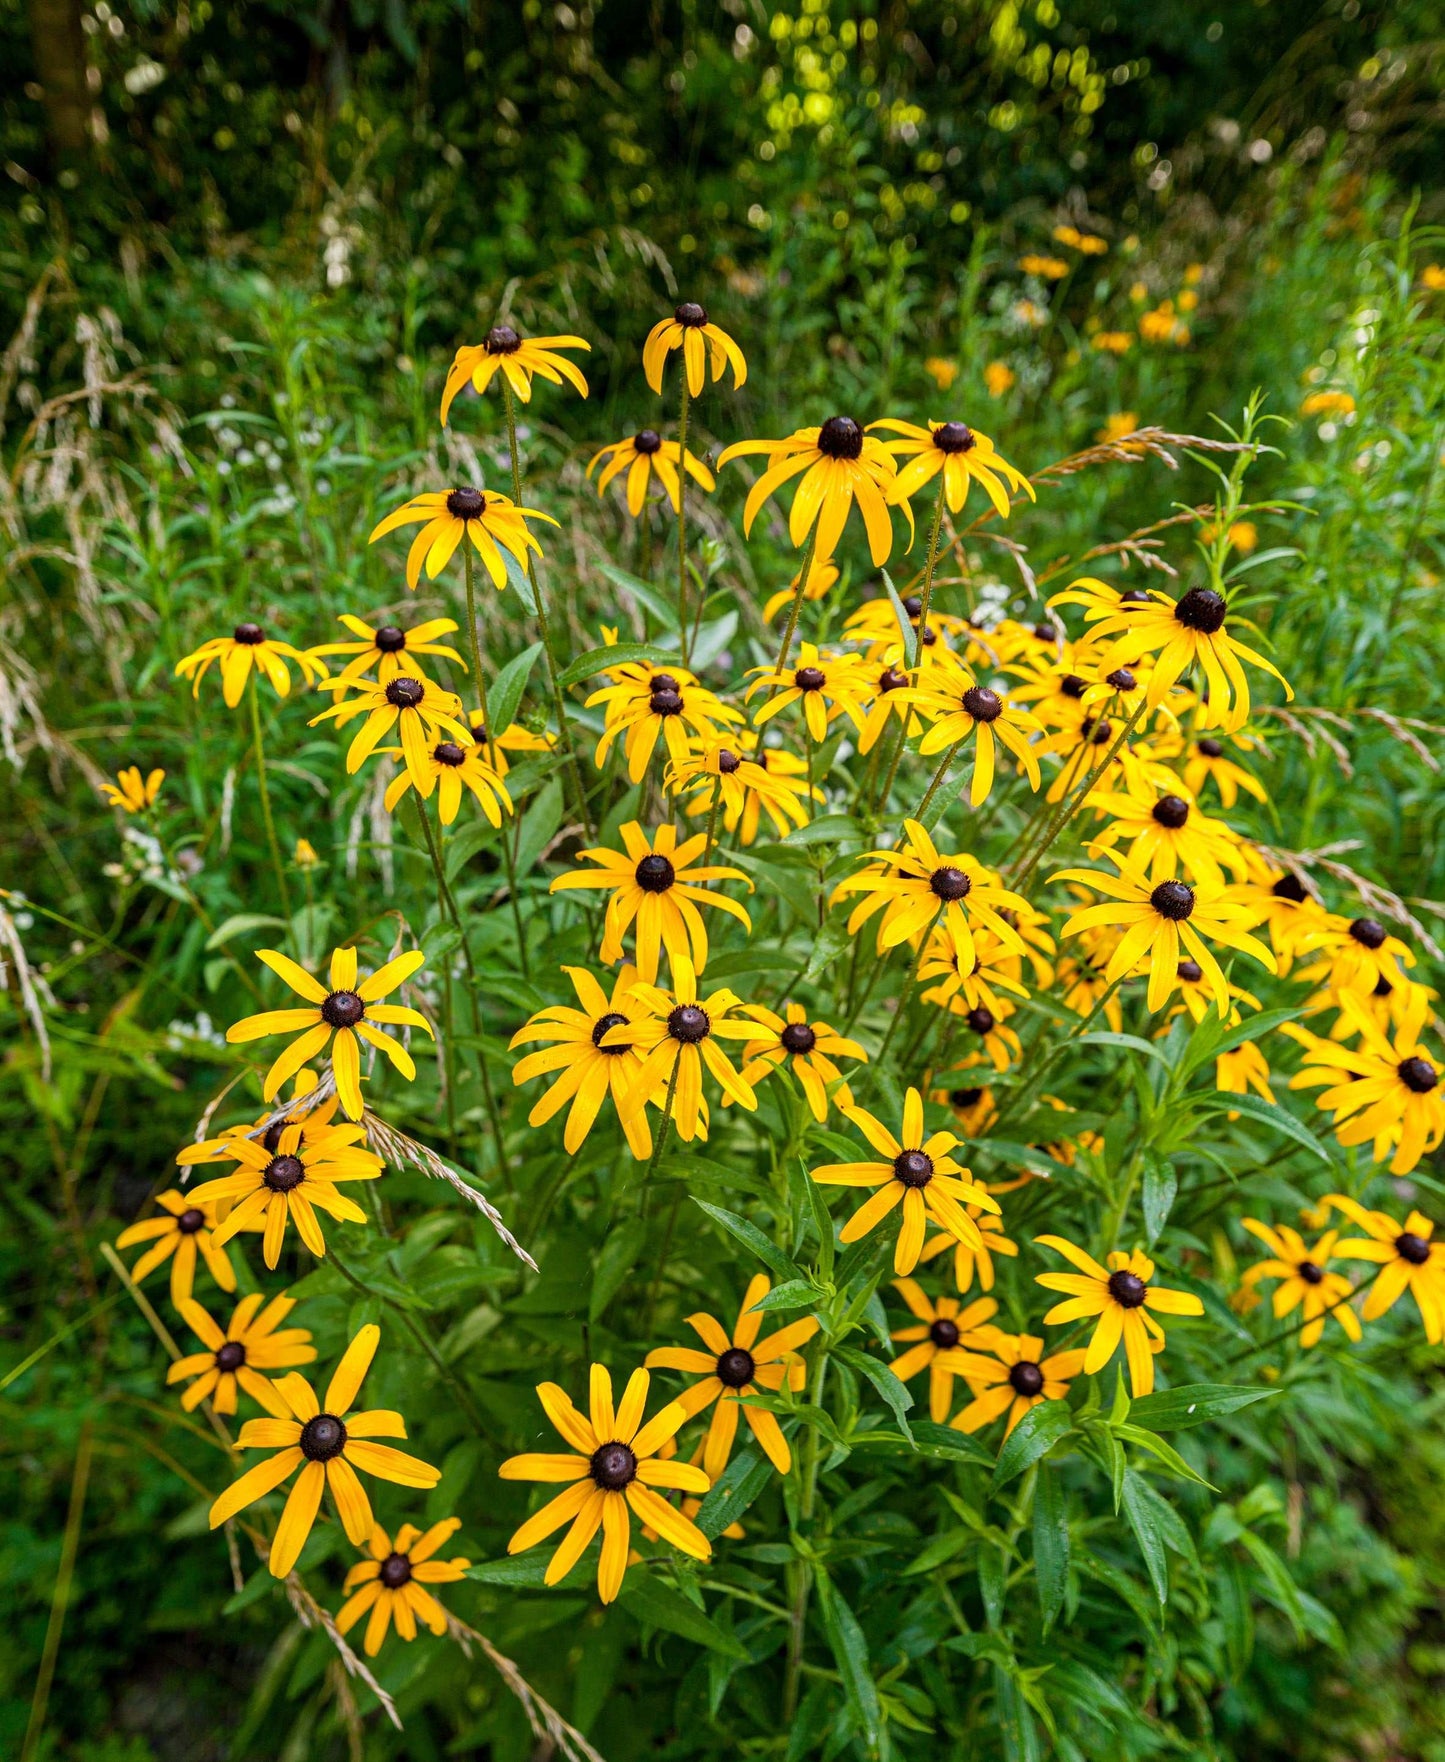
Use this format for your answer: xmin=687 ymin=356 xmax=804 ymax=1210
xmin=1032 ymin=1465 xmax=1069 ymax=1633
xmin=619 ymin=1573 xmax=748 ymax=1659
xmin=1113 ymin=1422 xmax=1216 ymax=1489
xmin=992 ymin=1398 xmax=1072 ymax=1491
xmin=596 ymin=563 xmax=681 ymax=631
xmin=1128 ymin=1382 xmax=1281 ymax=1431
xmin=835 ymin=1344 xmax=915 ymax=1444
xmin=590 ymin=1218 xmax=646 ymax=1322
xmin=745 ymin=1278 xmax=817 ymax=1313
xmin=1195 ymin=1090 xmax=1334 ymax=1164
xmin=555 ymin=641 xmax=681 ymax=690
xmin=1076 ymin=1031 xmax=1172 ymax=1066
xmin=1142 ymin=1155 xmax=1177 ymax=1246
xmin=1121 ymin=1468 xmax=1194 ymax=1604
xmin=1179 ymin=1005 xmax=1303 ymax=1079
xmin=484 ymin=640 xmax=544 ymax=734
xmin=880 ymin=567 xmax=919 ymax=668
xmin=691 ymin=1197 xmax=802 ymax=1284
xmin=814 ymin=1568 xmax=881 ymax=1748
xmin=694 ymin=1446 xmax=772 ymax=1539
xmin=780 ymin=813 xmax=861 ymax=847
xmin=513 ymin=778 xmax=564 ymax=879
xmin=204 ymin=913 xmax=288 ymax=952
xmin=907 ymin=1420 xmax=996 ymax=1466
xmin=805 ymin=1166 xmax=836 ymax=1283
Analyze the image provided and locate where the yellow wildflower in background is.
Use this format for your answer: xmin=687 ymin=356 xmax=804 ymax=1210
xmin=760 ymin=553 xmax=839 ymax=623
xmin=1092 ymin=331 xmax=1133 ymax=354
xmin=337 ymin=1519 xmax=471 ymax=1656
xmin=115 ymin=1189 xmax=238 ymax=1305
xmin=209 ymin=1324 xmax=441 ymax=1579
xmin=440 ymin=324 xmax=590 ymax=418
xmin=983 ymin=361 xmax=1016 ymax=398
xmin=1035 ymin=1236 xmax=1202 ymax=1396
xmin=1019 ymin=254 xmax=1069 ymax=279
xmin=1239 ymin=1220 xmax=1360 ymax=1346
xmin=587 ymin=429 xmax=716 ymax=514
xmin=99 ymin=766 xmax=164 ymax=812
xmin=499 ymin=1363 xmax=710 ymax=1603
xmin=176 ymin=623 xmax=327 ymax=707
xmin=1300 ymin=390 xmax=1355 ymax=419
xmin=167 ymin=1292 xmax=316 ymax=1415
xmin=925 ymin=356 xmax=959 ymax=390
xmin=294 ymin=838 xmax=321 ymax=869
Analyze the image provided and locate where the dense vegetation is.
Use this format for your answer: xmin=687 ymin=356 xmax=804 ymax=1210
xmin=3 ymin=3 xmax=1444 ymax=1759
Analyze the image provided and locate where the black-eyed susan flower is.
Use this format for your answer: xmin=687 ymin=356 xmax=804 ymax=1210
xmin=383 ymin=736 xmax=513 ymax=827
xmin=225 ymin=945 xmax=431 ymax=1122
xmin=467 ymin=707 xmax=555 ymax=775
xmin=888 ymin=1281 xmax=1001 ymax=1420
xmin=440 ymin=325 xmax=590 ymax=418
xmin=174 ymin=1068 xmax=347 ymax=1179
xmin=337 ymin=1518 xmax=471 ymax=1656
xmin=1287 ymin=988 xmax=1445 ymax=1174
xmin=1051 ymin=578 xmax=1292 ymax=733
xmin=587 ymin=430 xmax=716 ymax=515
xmin=1329 ymin=1196 xmax=1445 ymax=1339
xmin=548 ymin=822 xmax=751 ymax=985
xmin=603 ymin=955 xmax=758 ymax=1144
xmin=168 ymin=1292 xmax=316 ymax=1416
xmin=115 ymin=1189 xmax=238 ymax=1305
xmin=735 ymin=1001 xmax=867 ymax=1122
xmin=499 ymin=1363 xmax=710 ymax=1604
xmin=307 ymin=614 xmax=464 ymax=685
xmin=761 ymin=555 xmax=840 ymax=624
xmin=587 ymin=662 xmax=743 ymax=784
xmin=309 ymin=671 xmax=473 ymax=793
xmin=809 ymin=1087 xmax=1000 ymax=1276
xmin=645 ymin=1275 xmax=818 ymax=1475
xmin=854 ymin=657 xmax=927 ymax=756
xmin=843 ymin=593 xmax=970 ymax=667
xmin=1228 ymin=854 xmax=1326 ymax=975
xmin=1053 ymin=856 xmax=1275 ymax=1014
xmin=642 ymin=302 xmax=747 ymax=397
xmin=918 ymin=924 xmax=1030 ymax=1020
xmin=1217 ymin=1038 xmax=1276 ymax=1113
xmin=930 ymin=1081 xmax=998 ymax=1137
xmin=833 ymin=820 xmax=1032 ymax=972
xmin=667 ymin=738 xmax=820 ymax=845
xmin=746 ymin=642 xmax=875 ymax=744
xmin=1295 ymin=912 xmax=1415 ymax=997
xmin=509 ymin=965 xmax=663 ymax=1161
xmin=1084 ymin=783 xmax=1245 ymax=889
xmin=719 ymin=417 xmax=903 ymax=566
xmin=99 ymin=766 xmax=164 ymax=813
xmin=209 ymin=1323 xmax=440 ymax=1579
xmin=183 ymin=1118 xmax=384 ymax=1270
xmin=903 ymin=660 xmax=1043 ymax=805
xmin=1035 ymin=1236 xmax=1203 ymax=1396
xmin=1179 ymin=731 xmax=1268 ymax=808
xmin=869 ymin=419 xmax=1033 ymax=519
xmin=940 ymin=992 xmax=1024 ymax=1070
xmin=950 ymin=1332 xmax=1087 ymax=1437
xmin=368 ymin=487 xmax=557 ymax=591
xmin=920 ymin=1197 xmax=1018 ymax=1293
xmin=1239 ymin=1220 xmax=1360 ymax=1346
xmin=175 ymin=623 xmax=327 ymax=707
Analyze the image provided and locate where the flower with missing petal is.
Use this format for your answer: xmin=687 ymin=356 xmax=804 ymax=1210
xmin=949 ymin=1332 xmax=1087 ymax=1437
xmin=719 ymin=417 xmax=904 ymax=566
xmin=209 ymin=1324 xmax=440 ymax=1579
xmin=902 ymin=658 xmax=1044 ymax=805
xmin=869 ymin=418 xmax=1033 ymax=519
xmin=99 ymin=766 xmax=164 ymax=813
xmin=646 ymin=1275 xmax=818 ymax=1476
xmin=167 ymin=1292 xmax=316 ymax=1416
xmin=382 ymin=736 xmax=513 ymax=827
xmin=337 ymin=1518 xmax=471 ymax=1656
xmin=1034 ymin=1235 xmax=1202 ymax=1396
xmin=368 ymin=486 xmax=558 ymax=591
xmin=225 ymin=945 xmax=432 ymax=1121
xmin=587 ymin=430 xmax=716 ymax=514
xmin=1239 ymin=1220 xmax=1359 ymax=1347
xmin=642 ymin=302 xmax=747 ymax=397
xmin=440 ymin=325 xmax=590 ymax=418
xmin=307 ymin=614 xmax=464 ymax=685
xmin=1328 ymin=1196 xmax=1445 ymax=1339
xmin=499 ymin=1363 xmax=710 ymax=1604
xmin=666 ymin=738 xmax=820 ymax=845
xmin=735 ymin=1000 xmax=866 ymax=1122
xmin=115 ymin=1189 xmax=239 ymax=1305
xmin=176 ymin=623 xmax=327 ymax=707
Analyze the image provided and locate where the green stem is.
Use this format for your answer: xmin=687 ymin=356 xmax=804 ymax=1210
xmin=501 ymin=380 xmax=593 ymax=839
xmin=677 ymin=374 xmax=692 ymax=663
xmin=769 ymin=516 xmax=823 ymax=687
xmin=20 ymin=1417 xmax=93 ymax=1762
xmin=1011 ymin=696 xmax=1146 ymax=895
xmin=914 ymin=474 xmax=949 ymax=654
xmin=641 ymin=1054 xmax=682 ymax=1191
xmin=248 ymin=673 xmax=292 ymax=921
xmin=872 ymin=904 xmax=944 ymax=1072
xmin=873 ymin=716 xmax=910 ymax=818
xmin=783 ymin=1345 xmax=830 ymax=1720
xmin=914 ymin=739 xmax=962 ymax=824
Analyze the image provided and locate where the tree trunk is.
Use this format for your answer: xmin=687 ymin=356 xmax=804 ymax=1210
xmin=26 ymin=0 xmax=90 ymax=163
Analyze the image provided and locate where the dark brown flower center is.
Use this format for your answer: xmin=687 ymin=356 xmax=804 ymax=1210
xmin=1060 ymin=673 xmax=1087 ymax=699
xmin=590 ymin=1441 xmax=638 ymax=1489
xmin=1174 ymin=587 xmax=1227 ymax=633
xmin=1197 ymin=737 xmax=1224 ymax=758
xmin=932 ymin=421 xmax=976 ymax=453
xmin=1106 ymin=667 xmax=1137 ymax=691
xmin=1298 ymin=1260 xmax=1324 ymax=1285
xmin=795 ymin=666 xmax=826 ymax=691
xmin=717 ymin=748 xmax=741 ymax=774
xmin=1120 ymin=587 xmax=1153 ymax=604
xmin=894 ymin=1149 xmax=933 ymax=1188
xmin=781 ymin=1021 xmax=817 ymax=1054
xmin=374 ymin=625 xmax=407 ymax=652
xmin=966 ymin=1006 xmax=995 ymax=1036
xmin=1108 ymin=1269 xmax=1148 ymax=1307
xmin=668 ymin=1004 xmax=710 ymax=1044
xmin=485 ymin=324 xmax=520 ymax=354
xmin=674 ymin=302 xmax=708 ymax=328
xmin=299 ymin=1413 xmax=347 ymax=1461
xmin=1150 ymin=880 xmax=1195 ymax=922
xmin=930 ymin=866 xmax=972 ymax=902
xmin=1374 ymin=974 xmax=1394 ymax=997
xmin=1396 ymin=1231 xmax=1432 ymax=1266
xmin=949 ymin=1086 xmax=983 ymax=1108
xmin=649 ymin=685 xmax=684 ymax=717
xmin=1153 ymin=794 xmax=1190 ymax=829
xmin=1034 ymin=622 xmax=1057 ymax=642
xmin=635 ymin=854 xmax=675 ymax=893
xmin=716 ymin=1347 xmax=756 ymax=1388
xmin=591 ymin=1011 xmax=629 ymax=1052
xmin=263 ymin=1154 xmax=306 ymax=1194
xmin=963 ymin=686 xmax=1002 ymax=723
xmin=215 ymin=1340 xmax=246 ymax=1372
xmin=1009 ymin=1361 xmax=1045 ymax=1396
xmin=177 ymin=1207 xmax=206 ymax=1234
xmin=379 ymin=1552 xmax=413 ymax=1588
xmin=233 ymin=622 xmax=265 ymax=645
xmin=322 ymin=989 xmax=365 ymax=1028
xmin=1177 ymin=958 xmax=1203 ymax=983
xmin=262 ymin=1121 xmax=303 ymax=1154
xmin=879 ymin=667 xmax=908 ymax=693
xmin=903 ymin=596 xmax=923 ymax=617
xmin=1272 ymin=872 xmax=1308 ymax=903
xmin=818 ymin=415 xmax=863 ymax=460
xmin=634 ymin=429 xmax=662 ymax=454
xmin=1349 ymin=917 xmax=1386 ymax=949
xmin=434 ymin=742 xmax=467 ymax=767
xmin=386 ymin=676 xmax=426 ymax=710
xmin=446 ymin=487 xmax=486 ymax=520
xmin=929 ymin=1317 xmax=960 ymax=1348
xmin=1399 ymin=1057 xmax=1438 ymax=1094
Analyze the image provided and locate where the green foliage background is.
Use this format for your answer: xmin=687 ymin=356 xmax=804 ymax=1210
xmin=2 ymin=1 xmax=1445 ymax=1759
